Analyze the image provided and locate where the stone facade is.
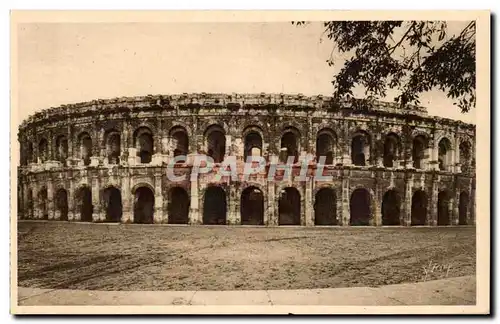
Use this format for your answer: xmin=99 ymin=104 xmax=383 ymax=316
xmin=17 ymin=93 xmax=476 ymax=226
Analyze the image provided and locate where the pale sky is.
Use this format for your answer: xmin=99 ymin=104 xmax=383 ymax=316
xmin=16 ymin=22 xmax=476 ymax=124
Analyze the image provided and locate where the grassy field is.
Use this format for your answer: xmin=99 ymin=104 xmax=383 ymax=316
xmin=17 ymin=222 xmax=476 ymax=291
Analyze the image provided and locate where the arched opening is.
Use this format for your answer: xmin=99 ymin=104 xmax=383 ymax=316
xmin=381 ymin=189 xmax=401 ymax=225
xmin=105 ymin=130 xmax=121 ymax=164
xmin=26 ymin=189 xmax=33 ymax=219
xmin=134 ymin=127 xmax=154 ymax=164
xmin=459 ymin=141 xmax=472 ymax=173
xmin=351 ymin=131 xmax=370 ymax=166
xmin=134 ymin=186 xmax=154 ymax=224
xmin=280 ymin=129 xmax=300 ymax=164
xmin=278 ymin=187 xmax=301 ymax=225
xmin=38 ymin=187 xmax=48 ymax=220
xmin=314 ymin=188 xmax=337 ymax=225
xmin=168 ymin=187 xmax=190 ymax=224
xmin=205 ymin=125 xmax=226 ymax=163
xmin=316 ymin=129 xmax=336 ymax=165
xmin=411 ymin=190 xmax=427 ymax=225
xmin=103 ymin=186 xmax=122 ymax=222
xmin=26 ymin=142 xmax=34 ymax=165
xmin=203 ymin=186 xmax=227 ymax=225
xmin=438 ymin=138 xmax=453 ymax=171
xmin=76 ymin=187 xmax=93 ymax=222
xmin=437 ymin=191 xmax=451 ymax=226
xmin=383 ymin=133 xmax=400 ymax=168
xmin=241 ymin=186 xmax=264 ymax=225
xmin=38 ymin=138 xmax=48 ymax=163
xmin=412 ymin=135 xmax=428 ymax=169
xmin=244 ymin=131 xmax=263 ymax=161
xmin=350 ymin=188 xmax=371 ymax=225
xmin=20 ymin=142 xmax=29 ymax=165
xmin=55 ymin=188 xmax=68 ymax=221
xmin=55 ymin=135 xmax=68 ymax=164
xmin=459 ymin=192 xmax=469 ymax=225
xmin=18 ymin=186 xmax=23 ymax=218
xmin=78 ymin=132 xmax=93 ymax=166
xmin=170 ymin=126 xmax=189 ymax=158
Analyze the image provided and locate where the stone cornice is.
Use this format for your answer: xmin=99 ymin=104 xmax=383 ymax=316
xmin=18 ymin=93 xmax=475 ymax=132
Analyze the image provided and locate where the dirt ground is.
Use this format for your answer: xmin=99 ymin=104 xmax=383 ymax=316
xmin=17 ymin=222 xmax=476 ymax=291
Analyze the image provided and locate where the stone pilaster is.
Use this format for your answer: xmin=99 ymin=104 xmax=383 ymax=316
xmin=162 ymin=132 xmax=171 ymax=157
xmin=452 ymin=189 xmax=460 ymax=225
xmin=228 ymin=185 xmax=239 ymax=225
xmin=266 ymin=184 xmax=276 ymax=226
xmin=225 ymin=134 xmax=232 ymax=161
xmin=91 ymin=129 xmax=99 ymax=159
xmin=128 ymin=148 xmax=137 ymax=166
xmin=403 ymin=133 xmax=413 ymax=170
xmin=332 ymin=184 xmax=341 ymax=225
xmin=91 ymin=174 xmax=102 ymax=222
xmin=454 ymin=135 xmax=461 ymax=173
xmin=19 ymin=181 xmax=25 ymax=219
xmin=365 ymin=134 xmax=372 ymax=166
xmin=341 ymin=172 xmax=350 ymax=225
xmin=429 ymin=175 xmax=439 ymax=226
xmin=121 ymin=174 xmax=132 ymax=223
xmin=471 ymin=200 xmax=476 ymax=225
xmin=152 ymin=153 xmax=163 ymax=166
xmin=342 ymin=153 xmax=351 ymax=166
xmin=188 ymin=177 xmax=200 ymax=224
xmin=191 ymin=116 xmax=199 ymax=157
xmin=234 ymin=136 xmax=244 ymax=163
xmin=68 ymin=180 xmax=76 ymax=221
xmin=98 ymin=128 xmax=105 ymax=164
xmin=47 ymin=131 xmax=54 ymax=161
xmin=19 ymin=141 xmax=25 ymax=167
xmin=338 ymin=124 xmax=348 ymax=166
xmin=447 ymin=194 xmax=453 ymax=225
xmin=151 ymin=126 xmax=164 ymax=164
xmin=307 ymin=117 xmax=315 ymax=162
xmin=31 ymin=182 xmax=39 ymax=219
xmin=372 ymin=186 xmax=381 ymax=226
xmin=403 ymin=173 xmax=413 ymax=226
xmin=67 ymin=125 xmax=74 ymax=161
xmin=90 ymin=156 xmax=100 ymax=167
xmin=304 ymin=180 xmax=314 ymax=226
xmin=17 ymin=181 xmax=24 ymax=219
xmin=120 ymin=123 xmax=129 ymax=165
xmin=154 ymin=120 xmax=162 ymax=155
xmin=374 ymin=133 xmax=383 ymax=167
xmin=47 ymin=180 xmax=55 ymax=220
xmin=404 ymin=158 xmax=414 ymax=169
xmin=429 ymin=136 xmax=439 ymax=171
xmin=99 ymin=129 xmax=106 ymax=162
xmin=19 ymin=182 xmax=25 ymax=219
xmin=154 ymin=174 xmax=164 ymax=223
xmin=54 ymin=190 xmax=61 ymax=220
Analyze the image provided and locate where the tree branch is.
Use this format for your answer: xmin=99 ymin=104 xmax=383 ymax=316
xmin=458 ymin=21 xmax=475 ymax=39
xmin=387 ymin=21 xmax=416 ymax=54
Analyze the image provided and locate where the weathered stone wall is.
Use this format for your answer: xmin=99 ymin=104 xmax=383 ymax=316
xmin=17 ymin=93 xmax=476 ymax=226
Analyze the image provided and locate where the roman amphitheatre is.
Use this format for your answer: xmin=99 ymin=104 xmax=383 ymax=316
xmin=17 ymin=93 xmax=476 ymax=291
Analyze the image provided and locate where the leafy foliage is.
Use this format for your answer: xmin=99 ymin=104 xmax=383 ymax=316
xmin=293 ymin=21 xmax=476 ymax=112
